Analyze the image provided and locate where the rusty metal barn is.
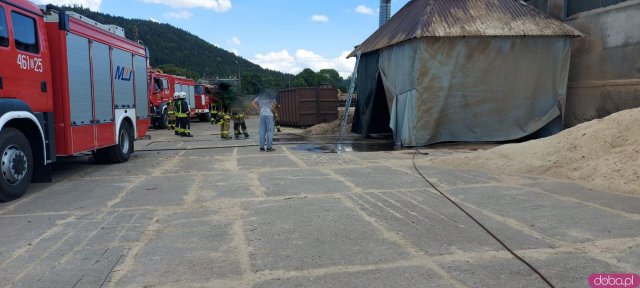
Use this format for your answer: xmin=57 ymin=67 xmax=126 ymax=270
xmin=350 ymin=0 xmax=583 ymax=147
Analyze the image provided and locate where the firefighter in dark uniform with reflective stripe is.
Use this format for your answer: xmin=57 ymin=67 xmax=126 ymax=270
xmin=176 ymin=92 xmax=193 ymax=137
xmin=232 ymin=109 xmax=249 ymax=139
xmin=168 ymin=93 xmax=178 ymax=133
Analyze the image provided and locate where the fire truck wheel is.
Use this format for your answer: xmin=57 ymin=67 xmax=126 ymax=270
xmin=91 ymin=149 xmax=109 ymax=164
xmin=106 ymin=123 xmax=134 ymax=163
xmin=157 ymin=111 xmax=168 ymax=129
xmin=0 ymin=128 xmax=33 ymax=202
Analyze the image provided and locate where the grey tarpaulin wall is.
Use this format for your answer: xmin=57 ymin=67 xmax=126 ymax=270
xmin=353 ymin=36 xmax=572 ymax=146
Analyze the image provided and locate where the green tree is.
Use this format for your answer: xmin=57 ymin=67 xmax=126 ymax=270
xmin=241 ymin=73 xmax=264 ymax=95
xmin=216 ymin=82 xmax=239 ymax=109
xmin=295 ymin=68 xmax=320 ymax=87
xmin=291 ymin=78 xmax=307 ymax=88
xmin=156 ymin=64 xmax=199 ymax=80
xmin=318 ymin=69 xmax=340 ymax=87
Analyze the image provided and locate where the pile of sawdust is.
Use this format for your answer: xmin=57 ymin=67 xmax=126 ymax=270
xmin=428 ymin=108 xmax=640 ymax=194
xmin=301 ymin=109 xmax=354 ymax=136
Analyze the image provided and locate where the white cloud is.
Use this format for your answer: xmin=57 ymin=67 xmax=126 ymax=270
xmin=355 ymin=5 xmax=374 ymax=15
xmin=311 ymin=14 xmax=329 ymax=22
xmin=142 ymin=0 xmax=232 ymax=12
xmin=252 ymin=49 xmax=356 ymax=78
xmin=252 ymin=50 xmax=298 ymax=74
xmin=164 ymin=11 xmax=193 ymax=19
xmin=149 ymin=17 xmax=159 ymax=23
xmin=231 ymin=48 xmax=239 ymax=56
xmin=32 ymin=0 xmax=101 ymax=11
xmin=229 ymin=36 xmax=241 ymax=45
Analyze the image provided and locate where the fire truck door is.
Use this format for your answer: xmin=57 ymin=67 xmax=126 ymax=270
xmin=188 ymin=85 xmax=195 ymax=111
xmin=112 ymin=48 xmax=137 ymax=138
xmin=133 ymin=55 xmax=149 ymax=138
xmin=2 ymin=8 xmax=49 ymax=111
xmin=66 ymin=33 xmax=95 ymax=152
xmin=91 ymin=41 xmax=115 ymax=148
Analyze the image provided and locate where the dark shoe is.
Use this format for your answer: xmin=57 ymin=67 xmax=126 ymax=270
xmin=266 ymin=148 xmax=276 ymax=152
xmin=175 ymin=131 xmax=180 ymax=135
xmin=259 ymin=148 xmax=265 ymax=152
xmin=184 ymin=134 xmax=193 ymax=138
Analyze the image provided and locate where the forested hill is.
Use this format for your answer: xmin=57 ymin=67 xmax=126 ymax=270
xmin=63 ymin=6 xmax=291 ymax=91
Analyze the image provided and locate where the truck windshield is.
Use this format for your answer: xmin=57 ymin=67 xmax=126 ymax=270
xmin=0 ymin=7 xmax=8 ymax=47
xmin=195 ymin=85 xmax=204 ymax=95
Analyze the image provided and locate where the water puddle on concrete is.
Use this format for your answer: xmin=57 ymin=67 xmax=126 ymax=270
xmin=290 ymin=141 xmax=398 ymax=153
xmin=276 ymin=133 xmax=399 ymax=153
xmin=342 ymin=141 xmax=398 ymax=152
xmin=290 ymin=144 xmax=339 ymax=153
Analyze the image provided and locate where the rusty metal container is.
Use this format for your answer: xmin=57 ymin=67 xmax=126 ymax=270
xmin=277 ymin=87 xmax=339 ymax=127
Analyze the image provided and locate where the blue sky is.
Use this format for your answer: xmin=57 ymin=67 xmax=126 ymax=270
xmin=34 ymin=0 xmax=410 ymax=77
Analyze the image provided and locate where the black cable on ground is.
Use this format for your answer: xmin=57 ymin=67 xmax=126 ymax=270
xmin=136 ymin=141 xmax=360 ymax=152
xmin=411 ymin=150 xmax=555 ymax=288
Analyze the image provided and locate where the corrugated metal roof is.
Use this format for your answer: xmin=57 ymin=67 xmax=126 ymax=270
xmin=349 ymin=0 xmax=583 ymax=57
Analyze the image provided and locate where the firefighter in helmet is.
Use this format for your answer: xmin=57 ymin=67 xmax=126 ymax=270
xmin=168 ymin=93 xmax=178 ymax=133
xmin=216 ymin=105 xmax=225 ymax=125
xmin=271 ymin=103 xmax=282 ymax=133
xmin=210 ymin=102 xmax=219 ymax=124
xmin=217 ymin=108 xmax=231 ymax=139
xmin=176 ymin=92 xmax=193 ymax=137
xmin=174 ymin=92 xmax=184 ymax=136
xmin=232 ymin=109 xmax=249 ymax=139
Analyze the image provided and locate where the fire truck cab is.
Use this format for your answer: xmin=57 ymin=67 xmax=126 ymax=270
xmin=149 ymin=70 xmax=171 ymax=128
xmin=0 ymin=1 xmax=150 ymax=201
xmin=149 ymin=72 xmax=197 ymax=128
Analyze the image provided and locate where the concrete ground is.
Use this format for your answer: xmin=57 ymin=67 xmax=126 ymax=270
xmin=0 ymin=118 xmax=638 ymax=288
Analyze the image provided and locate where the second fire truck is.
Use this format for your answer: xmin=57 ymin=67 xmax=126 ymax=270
xmin=149 ymin=71 xmax=201 ymax=128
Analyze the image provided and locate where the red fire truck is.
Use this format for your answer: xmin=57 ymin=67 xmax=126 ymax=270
xmin=149 ymin=71 xmax=197 ymax=128
xmin=194 ymin=83 xmax=214 ymax=122
xmin=0 ymin=1 xmax=150 ymax=201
